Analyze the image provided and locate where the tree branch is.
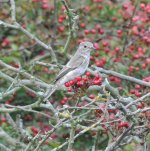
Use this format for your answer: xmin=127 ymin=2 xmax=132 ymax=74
xmin=61 ymin=0 xmax=79 ymax=53
xmin=93 ymin=66 xmax=150 ymax=87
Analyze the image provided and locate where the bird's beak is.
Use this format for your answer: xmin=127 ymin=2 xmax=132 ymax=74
xmin=91 ymin=45 xmax=96 ymax=50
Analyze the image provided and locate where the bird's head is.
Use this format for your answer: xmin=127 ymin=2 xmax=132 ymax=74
xmin=79 ymin=41 xmax=95 ymax=53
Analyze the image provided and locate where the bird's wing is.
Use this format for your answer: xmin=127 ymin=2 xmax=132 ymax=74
xmin=55 ymin=55 xmax=85 ymax=82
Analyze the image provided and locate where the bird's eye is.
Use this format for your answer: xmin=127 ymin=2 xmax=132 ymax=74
xmin=84 ymin=45 xmax=87 ymax=48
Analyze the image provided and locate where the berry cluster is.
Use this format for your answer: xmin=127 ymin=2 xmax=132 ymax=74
xmin=1 ymin=38 xmax=10 ymax=47
xmin=64 ymin=72 xmax=102 ymax=93
xmin=31 ymin=126 xmax=39 ymax=136
xmin=32 ymin=0 xmax=54 ymax=10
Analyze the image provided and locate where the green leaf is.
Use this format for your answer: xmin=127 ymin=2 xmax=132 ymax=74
xmin=11 ymin=44 xmax=19 ymax=51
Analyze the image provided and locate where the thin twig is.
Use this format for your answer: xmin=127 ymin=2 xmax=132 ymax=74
xmin=0 ymin=143 xmax=12 ymax=151
xmin=61 ymin=0 xmax=78 ymax=53
xmin=67 ymin=125 xmax=76 ymax=151
xmin=126 ymin=92 xmax=150 ymax=108
xmin=104 ymin=124 xmax=134 ymax=151
xmin=33 ymin=120 xmax=65 ymax=151
xmin=61 ymin=0 xmax=73 ymax=53
xmin=51 ymin=118 xmax=104 ymax=151
xmin=92 ymin=131 xmax=100 ymax=151
xmin=10 ymin=0 xmax=16 ymax=22
xmin=0 ymin=60 xmax=47 ymax=85
xmin=51 ymin=0 xmax=58 ymax=48
xmin=122 ymin=0 xmax=140 ymax=53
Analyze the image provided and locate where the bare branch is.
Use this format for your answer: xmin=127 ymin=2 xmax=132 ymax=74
xmin=93 ymin=66 xmax=150 ymax=87
xmin=10 ymin=0 xmax=16 ymax=22
xmin=61 ymin=0 xmax=79 ymax=53
xmin=126 ymin=92 xmax=150 ymax=108
xmin=67 ymin=125 xmax=76 ymax=151
xmin=104 ymin=124 xmax=134 ymax=151
xmin=0 ymin=143 xmax=12 ymax=151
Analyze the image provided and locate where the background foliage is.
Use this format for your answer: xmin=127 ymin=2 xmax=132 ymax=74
xmin=0 ymin=0 xmax=150 ymax=151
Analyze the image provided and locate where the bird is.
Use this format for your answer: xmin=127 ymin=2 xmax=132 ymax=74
xmin=43 ymin=41 xmax=95 ymax=102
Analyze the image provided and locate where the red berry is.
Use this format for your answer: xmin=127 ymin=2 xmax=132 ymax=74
xmin=12 ymin=63 xmax=19 ymax=68
xmin=96 ymin=61 xmax=104 ymax=67
xmin=1 ymin=38 xmax=10 ymax=47
xmin=84 ymin=29 xmax=90 ymax=35
xmin=24 ymin=115 xmax=32 ymax=121
xmin=135 ymin=85 xmax=141 ymax=89
xmin=137 ymin=104 xmax=143 ymax=109
xmin=128 ymin=66 xmax=134 ymax=73
xmin=60 ymin=97 xmax=68 ymax=105
xmin=93 ymin=79 xmax=102 ymax=85
xmin=63 ymin=97 xmax=68 ymax=101
xmin=80 ymin=23 xmax=86 ymax=28
xmin=77 ymin=81 xmax=83 ymax=87
xmin=130 ymin=89 xmax=135 ymax=94
xmin=67 ymin=87 xmax=72 ymax=92
xmin=111 ymin=17 xmax=117 ymax=21
xmin=59 ymin=15 xmax=65 ymax=20
xmin=99 ymin=29 xmax=104 ymax=35
xmin=1 ymin=117 xmax=6 ymax=123
xmin=42 ymin=0 xmax=48 ymax=2
xmin=146 ymin=58 xmax=150 ymax=64
xmin=58 ymin=26 xmax=65 ymax=33
xmin=58 ymin=18 xmax=64 ymax=23
xmin=140 ymin=3 xmax=145 ymax=9
xmin=123 ymin=122 xmax=129 ymax=128
xmin=69 ymin=80 xmax=74 ymax=86
xmin=90 ymin=29 xmax=96 ymax=34
xmin=109 ymin=76 xmax=115 ymax=81
xmin=94 ymin=74 xmax=100 ymax=80
xmin=32 ymin=0 xmax=38 ymax=2
xmin=83 ymin=77 xmax=88 ymax=82
xmin=42 ymin=3 xmax=49 ymax=9
xmin=43 ymin=67 xmax=50 ymax=73
xmin=65 ymin=82 xmax=70 ymax=87
xmin=118 ymin=122 xmax=129 ymax=129
xmin=115 ymin=47 xmax=120 ymax=52
xmin=135 ymin=92 xmax=142 ymax=97
xmin=86 ymin=71 xmax=91 ymax=77
xmin=89 ymin=94 xmax=95 ymax=99
xmin=132 ymin=16 xmax=139 ymax=22
xmin=75 ymin=76 xmax=82 ymax=82
xmin=122 ymin=4 xmax=128 ymax=10
xmin=131 ymin=26 xmax=139 ymax=35
xmin=26 ymin=91 xmax=36 ymax=98
xmin=117 ymin=30 xmax=123 ymax=37
xmin=90 ymin=56 xmax=95 ymax=61
xmin=94 ymin=52 xmax=99 ymax=57
xmin=102 ymin=41 xmax=108 ymax=47
xmin=95 ymin=109 xmax=102 ymax=114
xmin=93 ymin=43 xmax=100 ymax=50
xmin=101 ymin=58 xmax=106 ymax=64
xmin=98 ymin=5 xmax=103 ymax=10
xmin=31 ymin=126 xmax=39 ymax=134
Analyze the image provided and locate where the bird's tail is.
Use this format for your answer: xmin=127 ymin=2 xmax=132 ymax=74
xmin=43 ymin=85 xmax=57 ymax=102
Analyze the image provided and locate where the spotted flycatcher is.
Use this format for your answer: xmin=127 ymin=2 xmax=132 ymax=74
xmin=43 ymin=41 xmax=95 ymax=101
